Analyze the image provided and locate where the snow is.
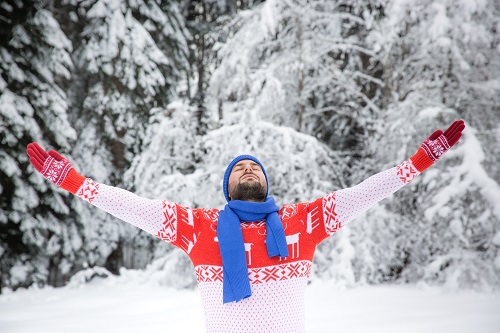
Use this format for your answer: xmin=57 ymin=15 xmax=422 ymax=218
xmin=493 ymin=232 xmax=500 ymax=246
xmin=260 ymin=0 xmax=278 ymax=36
xmin=423 ymin=126 xmax=500 ymax=221
xmin=428 ymin=3 xmax=452 ymax=47
xmin=417 ymin=106 xmax=454 ymax=119
xmin=2 ymin=0 xmax=500 ymax=309
xmin=0 ymin=279 xmax=499 ymax=333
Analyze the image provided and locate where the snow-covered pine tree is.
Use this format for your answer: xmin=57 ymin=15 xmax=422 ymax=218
xmin=346 ymin=0 xmax=500 ymax=289
xmin=65 ymin=0 xmax=189 ymax=182
xmin=206 ymin=0 xmax=388 ymax=286
xmin=182 ymin=0 xmax=265 ymax=134
xmin=0 ymin=1 xmax=83 ymax=290
xmin=210 ymin=0 xmax=385 ymax=159
xmin=54 ymin=0 xmax=191 ymax=273
xmin=125 ymin=103 xmax=349 ymax=284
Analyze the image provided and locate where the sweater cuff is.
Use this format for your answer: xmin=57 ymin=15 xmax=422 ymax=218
xmin=410 ymin=147 xmax=434 ymax=173
xmin=60 ymin=168 xmax=86 ymax=194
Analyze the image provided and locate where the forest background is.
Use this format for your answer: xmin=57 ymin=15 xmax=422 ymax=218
xmin=1 ymin=0 xmax=499 ymax=294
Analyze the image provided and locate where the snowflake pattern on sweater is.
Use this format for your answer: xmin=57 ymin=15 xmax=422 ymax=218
xmin=76 ymin=160 xmax=419 ymax=333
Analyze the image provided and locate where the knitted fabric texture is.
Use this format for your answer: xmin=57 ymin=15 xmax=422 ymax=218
xmin=73 ymin=158 xmax=422 ymax=331
xmin=409 ymin=147 xmax=434 ymax=172
xmin=60 ymin=169 xmax=86 ymax=194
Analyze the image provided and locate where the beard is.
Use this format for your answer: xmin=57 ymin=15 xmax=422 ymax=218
xmin=230 ymin=181 xmax=267 ymax=202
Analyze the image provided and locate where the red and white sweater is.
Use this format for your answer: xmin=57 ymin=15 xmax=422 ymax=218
xmin=74 ymin=159 xmax=420 ymax=332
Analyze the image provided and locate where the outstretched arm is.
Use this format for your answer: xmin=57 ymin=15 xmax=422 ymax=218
xmin=26 ymin=143 xmax=178 ymax=242
xmin=312 ymin=120 xmax=465 ymax=242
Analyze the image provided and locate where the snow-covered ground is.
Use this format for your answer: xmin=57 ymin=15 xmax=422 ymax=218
xmin=1 ymin=278 xmax=499 ymax=333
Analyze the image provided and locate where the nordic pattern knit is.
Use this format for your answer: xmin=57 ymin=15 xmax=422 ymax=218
xmin=75 ymin=159 xmax=420 ymax=333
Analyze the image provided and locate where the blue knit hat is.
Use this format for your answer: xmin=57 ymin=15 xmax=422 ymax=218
xmin=223 ymin=155 xmax=268 ymax=202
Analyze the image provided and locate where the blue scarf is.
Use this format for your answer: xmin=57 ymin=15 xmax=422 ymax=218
xmin=217 ymin=197 xmax=289 ymax=303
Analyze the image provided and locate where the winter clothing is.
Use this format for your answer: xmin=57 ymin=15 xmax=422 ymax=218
xmin=410 ymin=119 xmax=464 ymax=172
xmin=25 ymin=120 xmax=465 ymax=333
xmin=26 ymin=142 xmax=85 ymax=193
xmin=218 ymin=197 xmax=288 ymax=303
xmin=219 ymin=155 xmax=288 ymax=303
xmin=71 ymin=159 xmax=421 ymax=332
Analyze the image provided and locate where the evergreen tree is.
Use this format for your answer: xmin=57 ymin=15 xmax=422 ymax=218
xmin=63 ymin=0 xmax=191 ymax=272
xmin=210 ymin=0 xmax=385 ymax=159
xmin=182 ymin=0 xmax=264 ymax=134
xmin=125 ymin=105 xmax=349 ymax=283
xmin=346 ymin=0 xmax=500 ymax=288
xmin=0 ymin=1 xmax=82 ymax=290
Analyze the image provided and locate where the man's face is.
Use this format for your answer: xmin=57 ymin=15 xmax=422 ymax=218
xmin=227 ymin=160 xmax=267 ymax=202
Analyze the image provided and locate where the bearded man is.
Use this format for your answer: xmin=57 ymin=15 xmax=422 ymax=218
xmin=26 ymin=120 xmax=465 ymax=332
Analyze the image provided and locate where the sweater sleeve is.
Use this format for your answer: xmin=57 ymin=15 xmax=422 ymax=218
xmin=310 ymin=159 xmax=421 ymax=244
xmin=75 ymin=178 xmax=179 ymax=243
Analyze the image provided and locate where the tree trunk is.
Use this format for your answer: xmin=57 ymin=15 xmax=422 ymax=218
xmin=296 ymin=16 xmax=305 ymax=132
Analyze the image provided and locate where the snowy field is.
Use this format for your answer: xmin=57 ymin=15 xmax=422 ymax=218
xmin=1 ymin=278 xmax=499 ymax=333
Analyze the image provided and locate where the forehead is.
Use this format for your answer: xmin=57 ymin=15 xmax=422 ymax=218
xmin=232 ymin=160 xmax=261 ymax=169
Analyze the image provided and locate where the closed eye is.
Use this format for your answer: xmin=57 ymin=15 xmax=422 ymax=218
xmin=250 ymin=162 xmax=260 ymax=169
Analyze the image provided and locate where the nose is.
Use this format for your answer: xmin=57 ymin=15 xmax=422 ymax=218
xmin=244 ymin=164 xmax=253 ymax=173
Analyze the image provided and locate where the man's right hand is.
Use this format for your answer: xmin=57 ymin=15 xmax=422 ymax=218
xmin=26 ymin=142 xmax=85 ymax=194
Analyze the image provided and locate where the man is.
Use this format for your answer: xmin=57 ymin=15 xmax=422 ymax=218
xmin=26 ymin=120 xmax=465 ymax=332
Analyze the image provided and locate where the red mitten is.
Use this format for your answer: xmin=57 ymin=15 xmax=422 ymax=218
xmin=26 ymin=142 xmax=85 ymax=194
xmin=410 ymin=120 xmax=465 ymax=172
